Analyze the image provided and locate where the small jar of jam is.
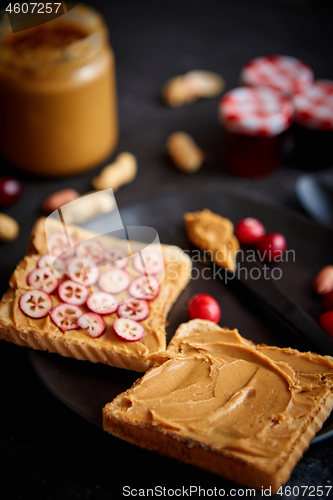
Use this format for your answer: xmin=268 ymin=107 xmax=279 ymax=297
xmin=219 ymin=87 xmax=294 ymax=178
xmin=293 ymin=80 xmax=333 ymax=169
xmin=240 ymin=55 xmax=314 ymax=96
xmin=0 ymin=4 xmax=118 ymax=177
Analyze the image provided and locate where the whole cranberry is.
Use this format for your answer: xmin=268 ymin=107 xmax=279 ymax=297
xmin=188 ymin=294 xmax=221 ymax=323
xmin=319 ymin=311 xmax=333 ymax=338
xmin=256 ymin=232 xmax=287 ymax=262
xmin=235 ymin=217 xmax=266 ymax=245
xmin=0 ymin=177 xmax=22 ymax=207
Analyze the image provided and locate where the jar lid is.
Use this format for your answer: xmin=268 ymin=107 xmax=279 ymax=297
xmin=219 ymin=87 xmax=294 ymax=136
xmin=294 ymin=80 xmax=333 ymax=131
xmin=240 ymin=55 xmax=314 ymax=96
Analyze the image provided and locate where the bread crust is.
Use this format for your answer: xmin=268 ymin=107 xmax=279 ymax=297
xmin=103 ymin=395 xmax=333 ymax=492
xmin=0 ymin=218 xmax=192 ymax=371
xmin=103 ymin=320 xmax=333 ymax=492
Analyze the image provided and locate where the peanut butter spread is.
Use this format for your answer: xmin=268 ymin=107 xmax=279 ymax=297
xmin=184 ymin=209 xmax=239 ymax=271
xmin=113 ymin=321 xmax=333 ymax=459
xmin=6 ymin=219 xmax=191 ymax=363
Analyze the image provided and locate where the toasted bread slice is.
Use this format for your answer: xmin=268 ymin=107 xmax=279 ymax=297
xmin=103 ymin=320 xmax=333 ymax=492
xmin=0 ymin=218 xmax=192 ymax=372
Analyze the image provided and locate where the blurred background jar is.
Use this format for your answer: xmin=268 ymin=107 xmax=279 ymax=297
xmin=219 ymin=87 xmax=294 ymax=178
xmin=240 ymin=54 xmax=314 ymax=97
xmin=293 ymin=80 xmax=333 ymax=169
xmin=0 ymin=3 xmax=118 ymax=177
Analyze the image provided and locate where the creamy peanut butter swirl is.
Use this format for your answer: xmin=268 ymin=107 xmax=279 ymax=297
xmin=117 ymin=322 xmax=333 ymax=459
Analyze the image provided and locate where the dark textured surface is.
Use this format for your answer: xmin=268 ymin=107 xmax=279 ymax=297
xmin=1 ymin=1 xmax=333 ymax=499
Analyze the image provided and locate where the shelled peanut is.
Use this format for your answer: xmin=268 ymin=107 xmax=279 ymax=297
xmin=162 ymin=70 xmax=225 ymax=107
xmin=167 ymin=132 xmax=205 ymax=173
xmin=92 ymin=153 xmax=137 ymax=191
xmin=0 ymin=213 xmax=19 ymax=242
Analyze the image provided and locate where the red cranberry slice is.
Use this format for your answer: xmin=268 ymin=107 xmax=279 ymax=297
xmin=19 ymin=290 xmax=52 ymax=319
xmin=98 ymin=269 xmax=130 ymax=294
xmin=27 ymin=268 xmax=58 ymax=294
xmin=133 ymin=250 xmax=164 ymax=275
xmin=77 ymin=312 xmax=106 ymax=338
xmin=49 ymin=304 xmax=83 ymax=332
xmin=104 ymin=247 xmax=129 ymax=269
xmin=67 ymin=257 xmax=99 ymax=287
xmin=86 ymin=291 xmax=118 ymax=315
xmin=113 ymin=317 xmax=144 ymax=342
xmin=129 ymin=275 xmax=160 ymax=301
xmin=118 ymin=299 xmax=149 ymax=321
xmin=58 ymin=280 xmax=89 ymax=306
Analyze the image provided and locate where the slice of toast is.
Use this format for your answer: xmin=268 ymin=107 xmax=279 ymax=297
xmin=103 ymin=319 xmax=333 ymax=492
xmin=0 ymin=218 xmax=192 ymax=372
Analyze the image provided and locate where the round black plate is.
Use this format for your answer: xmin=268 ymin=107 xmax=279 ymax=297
xmin=29 ymin=187 xmax=333 ymax=442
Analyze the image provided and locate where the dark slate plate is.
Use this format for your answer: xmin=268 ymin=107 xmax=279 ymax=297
xmin=29 ymin=187 xmax=333 ymax=443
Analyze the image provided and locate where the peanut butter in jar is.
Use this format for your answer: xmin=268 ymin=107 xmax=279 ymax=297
xmin=0 ymin=4 xmax=118 ymax=177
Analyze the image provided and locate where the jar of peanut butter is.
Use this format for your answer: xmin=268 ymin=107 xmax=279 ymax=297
xmin=0 ymin=4 xmax=118 ymax=177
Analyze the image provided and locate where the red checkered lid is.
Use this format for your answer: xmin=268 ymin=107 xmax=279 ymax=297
xmin=294 ymin=80 xmax=333 ymax=131
xmin=219 ymin=87 xmax=294 ymax=136
xmin=240 ymin=55 xmax=314 ymax=96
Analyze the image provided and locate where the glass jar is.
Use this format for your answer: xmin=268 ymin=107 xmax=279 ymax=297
xmin=219 ymin=87 xmax=294 ymax=178
xmin=293 ymin=80 xmax=333 ymax=169
xmin=240 ymin=55 xmax=314 ymax=97
xmin=0 ymin=4 xmax=118 ymax=177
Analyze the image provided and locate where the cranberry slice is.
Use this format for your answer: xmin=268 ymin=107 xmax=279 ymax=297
xmin=98 ymin=269 xmax=130 ymax=294
xmin=49 ymin=304 xmax=83 ymax=332
xmin=113 ymin=317 xmax=145 ymax=342
xmin=129 ymin=275 xmax=160 ymax=301
xmin=104 ymin=247 xmax=129 ymax=269
xmin=19 ymin=290 xmax=52 ymax=319
xmin=58 ymin=280 xmax=89 ymax=306
xmin=47 ymin=232 xmax=75 ymax=260
xmin=27 ymin=268 xmax=58 ymax=294
xmin=67 ymin=257 xmax=99 ymax=287
xmin=86 ymin=291 xmax=118 ymax=315
xmin=133 ymin=250 xmax=164 ymax=275
xmin=76 ymin=240 xmax=105 ymax=265
xmin=37 ymin=253 xmax=65 ymax=279
xmin=77 ymin=312 xmax=106 ymax=338
xmin=118 ymin=299 xmax=149 ymax=322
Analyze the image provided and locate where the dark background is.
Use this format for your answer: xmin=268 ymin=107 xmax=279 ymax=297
xmin=1 ymin=1 xmax=333 ymax=499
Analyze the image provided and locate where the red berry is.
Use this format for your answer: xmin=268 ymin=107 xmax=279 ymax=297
xmin=188 ymin=294 xmax=221 ymax=323
xmin=235 ymin=217 xmax=266 ymax=245
xmin=319 ymin=311 xmax=333 ymax=338
xmin=321 ymin=291 xmax=333 ymax=312
xmin=0 ymin=177 xmax=22 ymax=207
xmin=256 ymin=232 xmax=287 ymax=262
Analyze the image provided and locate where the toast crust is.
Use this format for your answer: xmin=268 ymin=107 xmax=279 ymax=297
xmin=103 ymin=320 xmax=333 ymax=492
xmin=0 ymin=218 xmax=192 ymax=371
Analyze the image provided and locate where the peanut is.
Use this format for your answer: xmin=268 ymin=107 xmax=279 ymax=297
xmin=167 ymin=132 xmax=205 ymax=173
xmin=42 ymin=189 xmax=79 ymax=214
xmin=0 ymin=213 xmax=19 ymax=242
xmin=60 ymin=190 xmax=116 ymax=225
xmin=92 ymin=153 xmax=137 ymax=192
xmin=313 ymin=265 xmax=333 ymax=295
xmin=162 ymin=70 xmax=225 ymax=107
